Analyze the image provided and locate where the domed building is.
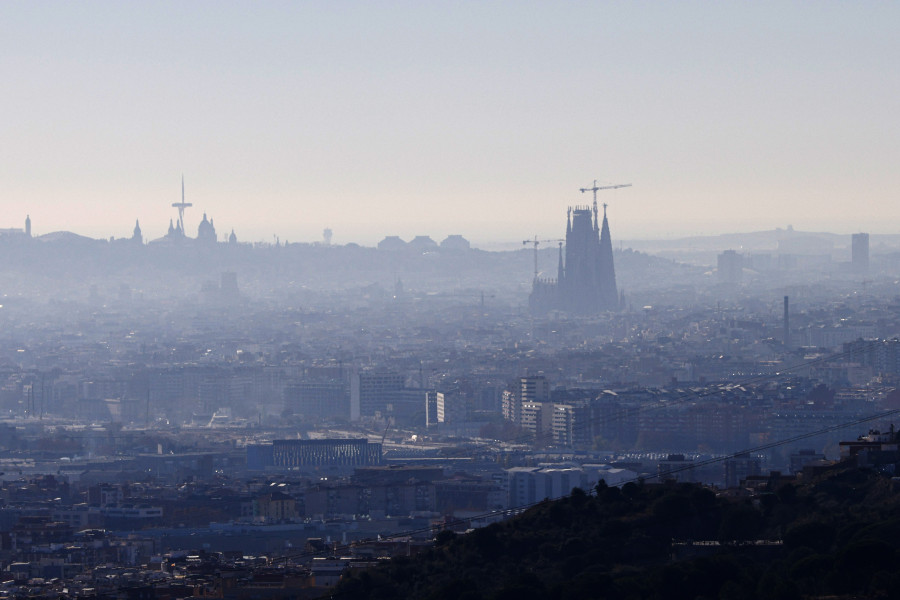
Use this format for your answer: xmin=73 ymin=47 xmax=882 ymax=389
xmin=197 ymin=213 xmax=217 ymax=244
xmin=407 ymin=235 xmax=438 ymax=252
xmin=377 ymin=236 xmax=407 ymax=251
xmin=440 ymin=234 xmax=470 ymax=251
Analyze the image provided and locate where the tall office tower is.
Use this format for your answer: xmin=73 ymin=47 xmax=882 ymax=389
xmin=350 ymin=371 xmax=406 ymax=419
xmin=717 ymin=250 xmax=743 ymax=284
xmin=852 ymin=233 xmax=870 ymax=273
xmin=283 ymin=380 xmax=350 ymax=421
xmin=425 ymin=391 xmax=439 ymax=427
xmin=501 ymin=375 xmax=550 ymax=425
xmin=518 ymin=375 xmax=550 ymax=404
xmin=783 ymin=296 xmax=790 ymax=349
xmin=436 ymin=391 xmax=466 ymax=424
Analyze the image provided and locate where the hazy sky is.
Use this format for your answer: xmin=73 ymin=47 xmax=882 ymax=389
xmin=1 ymin=2 xmax=898 ymax=245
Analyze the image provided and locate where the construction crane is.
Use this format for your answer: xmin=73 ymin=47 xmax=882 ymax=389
xmin=579 ymin=180 xmax=632 ymax=218
xmin=380 ymin=417 xmax=395 ymax=446
xmin=522 ymin=236 xmax=564 ymax=280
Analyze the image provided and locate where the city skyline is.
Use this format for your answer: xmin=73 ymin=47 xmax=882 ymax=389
xmin=2 ymin=201 xmax=885 ymax=251
xmin=2 ymin=3 xmax=898 ymax=244
xmin=3 ymin=4 xmax=900 ymax=594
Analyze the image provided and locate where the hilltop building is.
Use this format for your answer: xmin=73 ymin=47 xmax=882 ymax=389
xmin=529 ymin=201 xmax=619 ymax=315
xmin=197 ymin=213 xmax=217 ymax=244
xmin=377 ymin=234 xmax=472 ymax=252
xmin=377 ymin=236 xmax=407 ymax=251
xmin=440 ymin=235 xmax=471 ymax=251
xmin=150 ymin=179 xmax=232 ymax=245
xmin=408 ymin=235 xmax=438 ymax=252
xmin=0 ymin=216 xmax=32 ymax=239
xmin=159 ymin=216 xmax=188 ymax=242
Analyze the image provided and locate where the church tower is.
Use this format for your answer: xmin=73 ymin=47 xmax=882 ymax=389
xmin=561 ymin=204 xmax=602 ymax=314
xmin=529 ymin=180 xmax=629 ymax=316
xmin=597 ymin=203 xmax=618 ymax=310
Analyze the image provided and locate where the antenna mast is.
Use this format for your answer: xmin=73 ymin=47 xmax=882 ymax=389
xmin=171 ymin=175 xmax=193 ymax=232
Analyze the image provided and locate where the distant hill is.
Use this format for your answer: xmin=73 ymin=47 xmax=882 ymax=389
xmin=333 ymin=465 xmax=900 ymax=599
xmin=622 ymin=227 xmax=900 ymax=253
xmin=36 ymin=230 xmax=102 ymax=244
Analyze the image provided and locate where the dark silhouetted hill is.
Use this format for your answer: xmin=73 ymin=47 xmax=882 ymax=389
xmin=333 ymin=465 xmax=900 ymax=599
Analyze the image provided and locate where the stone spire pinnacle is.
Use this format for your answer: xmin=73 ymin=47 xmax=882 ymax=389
xmin=557 ymin=241 xmax=565 ymax=283
xmin=597 ymin=204 xmax=618 ymax=310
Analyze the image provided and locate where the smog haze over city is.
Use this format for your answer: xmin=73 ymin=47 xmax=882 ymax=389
xmin=2 ymin=3 xmax=900 ymax=599
xmin=3 ymin=2 xmax=900 ymax=243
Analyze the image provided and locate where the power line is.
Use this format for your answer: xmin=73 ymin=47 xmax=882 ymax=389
xmin=272 ymin=341 xmax=896 ymax=565
xmin=272 ymin=402 xmax=898 ymax=567
xmin=435 ymin=344 xmax=874 ymax=454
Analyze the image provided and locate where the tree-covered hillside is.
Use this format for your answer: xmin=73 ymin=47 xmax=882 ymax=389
xmin=333 ymin=466 xmax=900 ymax=599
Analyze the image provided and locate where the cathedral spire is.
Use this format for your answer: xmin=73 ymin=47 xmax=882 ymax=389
xmin=557 ymin=241 xmax=565 ymax=283
xmin=597 ymin=204 xmax=618 ymax=311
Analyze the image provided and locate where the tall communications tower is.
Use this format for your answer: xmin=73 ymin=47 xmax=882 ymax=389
xmin=171 ymin=175 xmax=193 ymax=232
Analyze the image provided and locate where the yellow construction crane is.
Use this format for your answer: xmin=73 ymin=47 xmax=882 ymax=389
xmin=579 ymin=180 xmax=632 ymax=218
xmin=522 ymin=236 xmax=564 ymax=280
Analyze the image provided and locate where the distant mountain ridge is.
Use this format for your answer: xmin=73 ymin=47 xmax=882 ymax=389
xmin=622 ymin=227 xmax=900 ymax=254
